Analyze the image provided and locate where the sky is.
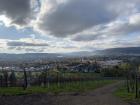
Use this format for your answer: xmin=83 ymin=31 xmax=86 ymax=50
xmin=0 ymin=0 xmax=140 ymax=53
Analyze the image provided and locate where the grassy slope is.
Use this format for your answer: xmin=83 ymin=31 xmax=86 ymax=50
xmin=0 ymin=80 xmax=116 ymax=95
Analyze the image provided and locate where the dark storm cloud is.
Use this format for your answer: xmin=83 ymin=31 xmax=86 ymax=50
xmin=7 ymin=41 xmax=49 ymax=47
xmin=0 ymin=0 xmax=33 ymax=25
xmin=72 ymin=13 xmax=140 ymax=42
xmin=72 ymin=34 xmax=100 ymax=42
xmin=38 ymin=0 xmax=118 ymax=37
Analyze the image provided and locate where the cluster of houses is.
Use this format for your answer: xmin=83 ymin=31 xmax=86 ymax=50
xmin=0 ymin=59 xmax=123 ymax=73
xmin=98 ymin=60 xmax=122 ymax=69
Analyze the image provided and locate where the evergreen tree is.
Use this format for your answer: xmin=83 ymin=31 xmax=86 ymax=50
xmin=9 ymin=71 xmax=16 ymax=87
xmin=3 ymin=71 xmax=8 ymax=87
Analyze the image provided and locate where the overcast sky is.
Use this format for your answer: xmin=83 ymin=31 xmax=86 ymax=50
xmin=0 ymin=0 xmax=140 ymax=53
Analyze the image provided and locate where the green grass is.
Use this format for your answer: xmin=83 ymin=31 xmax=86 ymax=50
xmin=11 ymin=72 xmax=101 ymax=81
xmin=114 ymin=84 xmax=140 ymax=103
xmin=62 ymin=72 xmax=101 ymax=78
xmin=0 ymin=80 xmax=116 ymax=96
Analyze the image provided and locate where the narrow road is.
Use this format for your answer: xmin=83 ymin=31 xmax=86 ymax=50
xmin=51 ymin=81 xmax=130 ymax=105
xmin=0 ymin=82 xmax=135 ymax=105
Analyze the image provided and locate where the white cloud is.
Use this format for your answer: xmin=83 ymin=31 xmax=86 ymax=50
xmin=129 ymin=13 xmax=140 ymax=25
xmin=0 ymin=0 xmax=140 ymax=53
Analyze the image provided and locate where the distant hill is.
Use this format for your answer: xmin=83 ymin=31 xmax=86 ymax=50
xmin=63 ymin=51 xmax=94 ymax=57
xmin=0 ymin=52 xmax=94 ymax=62
xmin=95 ymin=47 xmax=140 ymax=56
xmin=0 ymin=53 xmax=62 ymax=62
xmin=0 ymin=47 xmax=140 ymax=62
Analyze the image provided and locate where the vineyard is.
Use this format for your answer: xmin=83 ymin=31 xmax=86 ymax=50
xmin=0 ymin=67 xmax=117 ymax=95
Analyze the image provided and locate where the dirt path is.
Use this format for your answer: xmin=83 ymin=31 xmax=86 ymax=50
xmin=0 ymin=82 xmax=135 ymax=105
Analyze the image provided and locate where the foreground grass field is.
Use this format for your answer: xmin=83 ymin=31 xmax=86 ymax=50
xmin=0 ymin=80 xmax=117 ymax=95
xmin=114 ymin=84 xmax=140 ymax=104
